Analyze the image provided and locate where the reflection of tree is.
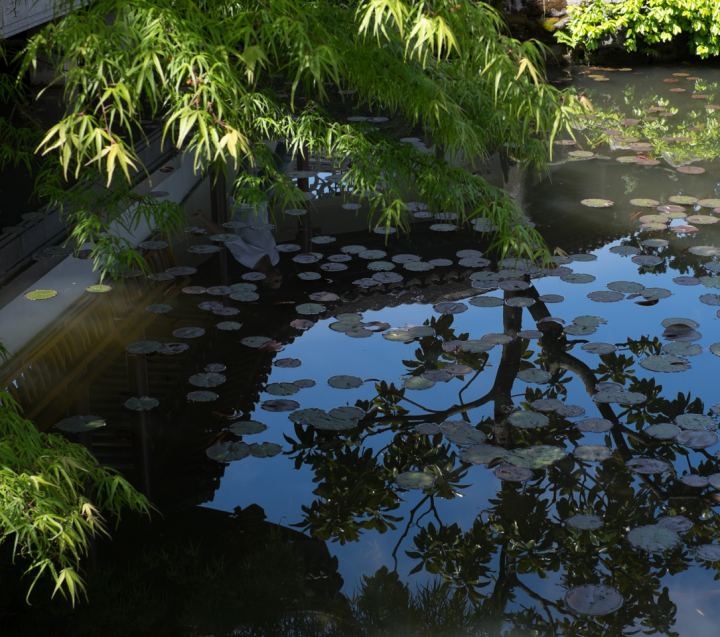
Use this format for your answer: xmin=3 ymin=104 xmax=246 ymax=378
xmin=285 ymin=284 xmax=720 ymax=635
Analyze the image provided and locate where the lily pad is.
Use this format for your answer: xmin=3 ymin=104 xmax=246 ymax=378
xmin=697 ymin=545 xmax=720 ymax=562
xmin=261 ymin=399 xmax=300 ymax=412
xmin=627 ymin=525 xmax=680 ymax=552
xmin=565 ymin=585 xmax=623 ymax=617
xmin=24 ymin=289 xmax=57 ymax=301
xmin=217 ymin=321 xmax=242 ymax=331
xmin=396 ymin=471 xmax=435 ymax=490
xmin=608 ymin=280 xmax=644 ymax=293
xmin=581 ymin=199 xmax=613 ymax=208
xmin=646 ymin=423 xmax=680 ymax=440
xmin=675 ymin=413 xmax=717 ymax=431
xmin=469 ymin=296 xmax=504 ymax=308
xmin=86 ymin=284 xmax=113 ymax=294
xmin=639 ymin=355 xmax=691 ymax=373
xmin=700 ymin=293 xmax=720 ymax=306
xmin=681 ymin=475 xmax=708 ymax=488
xmin=677 ymin=430 xmax=718 ymax=449
xmin=494 ymin=465 xmax=534 ymax=482
xmin=658 ymin=516 xmax=693 ymax=532
xmin=517 ymin=368 xmax=551 ymax=384
xmin=461 ymin=444 xmax=508 ymax=465
xmin=124 ymin=396 xmax=159 ymax=411
xmin=187 ymin=391 xmax=218 ymax=402
xmin=630 ymin=198 xmax=660 ymax=207
xmin=440 ymin=421 xmax=487 ymax=445
xmin=126 ymin=341 xmax=161 ymax=355
xmin=577 ymin=418 xmax=613 ymax=433
xmin=296 ymin=303 xmax=326 ymax=315
xmin=56 ymin=415 xmax=106 ymax=433
xmin=383 ymin=330 xmax=413 ymax=342
xmin=328 ymin=375 xmax=363 ymax=389
xmin=632 ymin=255 xmax=663 ymax=266
xmin=575 ymin=445 xmax=612 ymax=462
xmin=230 ymin=420 xmax=269 ymax=436
xmin=588 ymin=291 xmax=623 ymax=303
xmin=242 ymin=336 xmax=273 ymax=348
xmin=173 ymin=327 xmax=206 ymax=339
xmin=626 ymin=457 xmax=671 ymax=474
xmin=566 ymin=514 xmax=603 ymax=531
xmin=289 ymin=407 xmax=362 ymax=431
xmin=206 ymin=441 xmax=250 ymax=462
xmin=403 ymin=377 xmax=435 ymax=391
xmin=509 ymin=411 xmax=549 ymax=429
xmin=581 ymin=342 xmax=617 ymax=355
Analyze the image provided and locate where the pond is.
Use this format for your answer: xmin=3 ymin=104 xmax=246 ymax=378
xmin=4 ymin=64 xmax=720 ymax=636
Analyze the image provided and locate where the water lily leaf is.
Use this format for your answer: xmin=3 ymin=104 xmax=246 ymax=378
xmin=577 ymin=418 xmax=613 ymax=433
xmin=294 ymin=379 xmax=316 ymax=389
xmin=481 ymin=333 xmax=513 ymax=345
xmin=681 ymin=475 xmax=708 ymax=487
xmin=538 ymin=294 xmax=564 ymax=304
xmin=517 ymin=368 xmax=551 ymax=384
xmin=639 ymin=355 xmax=691 ymax=373
xmin=415 ymin=423 xmax=441 ymax=436
xmin=645 ymin=423 xmax=680 ymax=440
xmin=24 ymin=289 xmax=57 ymax=300
xmin=444 ymin=364 xmax=473 ymax=376
xmin=678 ymin=166 xmax=705 ymax=174
xmin=296 ymin=303 xmax=326 ymax=315
xmin=569 ymin=150 xmax=594 ymax=158
xmin=658 ymin=516 xmax=693 ymax=532
xmin=383 ymin=330 xmax=413 ymax=342
xmin=697 ymin=545 xmax=720 ymax=561
xmin=557 ymin=404 xmax=585 ymax=418
xmin=561 ymin=273 xmax=596 ymax=284
xmin=628 ymin=525 xmax=680 ymax=552
xmin=293 ymin=253 xmax=320 ymax=264
xmin=531 ymin=398 xmax=563 ymax=412
xmin=632 ymin=255 xmax=663 ymax=266
xmin=698 ymin=199 xmax=720 ymax=207
xmin=709 ymin=474 xmax=720 ymax=490
xmin=188 ymin=391 xmax=218 ymax=402
xmin=690 ymin=246 xmax=720 ymax=257
xmin=433 ymin=302 xmax=468 ymax=315
xmin=711 ymin=343 xmax=720 ymax=357
xmin=367 ymin=261 xmax=395 ymax=272
xmin=166 ymin=266 xmax=197 ymax=276
xmin=289 ymin=407 xmax=361 ymax=431
xmin=206 ymin=441 xmax=250 ymax=462
xmin=149 ymin=272 xmax=175 ymax=281
xmin=677 ymin=429 xmax=718 ymax=449
xmin=359 ymin=249 xmax=386 ymax=260
xmin=157 ymin=343 xmax=189 ymax=355
xmin=407 ymin=325 xmax=434 ymax=338
xmin=506 ymin=445 xmax=567 ymax=468
xmin=581 ymin=199 xmax=613 ymax=208
xmin=56 ymin=415 xmax=106 ymax=433
xmin=700 ymin=293 xmax=720 ymax=306
xmin=396 ymin=471 xmax=435 ymax=490
xmin=610 ymin=245 xmax=640 ymax=256
xmin=265 ymin=382 xmax=299 ymax=396
xmin=675 ymin=414 xmax=717 ymax=431
xmin=372 ymin=272 xmax=403 ymax=283
xmin=663 ymin=342 xmax=701 ymax=356
xmin=588 ymin=291 xmax=623 ymax=303
xmin=404 ymin=261 xmax=434 ymax=272
xmin=575 ymin=445 xmax=613 ymax=462
xmin=261 ymin=399 xmax=300 ymax=412
xmin=145 ymin=304 xmax=173 ymax=314
xmin=581 ymin=342 xmax=617 ymax=355
xmin=403 ymin=376 xmax=435 ymax=390
xmin=249 ymin=442 xmax=283 ymax=458
xmin=469 ymin=296 xmax=504 ymax=308
xmin=440 ymin=421 xmax=486 ymax=445
xmin=459 ymin=340 xmax=495 ymax=354
xmin=229 ymin=420 xmax=268 ymax=436
xmin=701 ymin=276 xmax=720 ymax=289
xmin=124 ymin=396 xmax=159 ymax=411
xmin=566 ymin=514 xmax=603 ymax=531
xmin=630 ymin=198 xmax=660 ymax=207
xmin=509 ymin=411 xmax=549 ymax=429
xmin=328 ymin=375 xmax=363 ymax=389
xmin=217 ymin=321 xmax=242 ymax=331
xmin=242 ymin=336 xmax=273 ymax=348
xmin=626 ymin=457 xmax=671 ymax=474
xmin=687 ymin=215 xmax=718 ymax=225
xmin=607 ymin=281 xmax=644 ymax=294
xmin=461 ymin=444 xmax=508 ymax=465
xmin=494 ymin=465 xmax=534 ymax=482
xmin=126 ymin=341 xmax=161 ymax=355
xmin=86 ymin=284 xmax=113 ymax=294
xmin=565 ymin=585 xmax=623 ymax=617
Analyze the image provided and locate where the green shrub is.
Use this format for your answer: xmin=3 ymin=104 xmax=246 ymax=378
xmin=556 ymin=0 xmax=720 ymax=58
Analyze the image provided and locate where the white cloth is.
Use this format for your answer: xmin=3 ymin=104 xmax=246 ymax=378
xmin=224 ymin=200 xmax=279 ymax=269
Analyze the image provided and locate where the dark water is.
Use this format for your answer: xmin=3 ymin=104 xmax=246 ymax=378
xmin=4 ymin=65 xmax=720 ymax=636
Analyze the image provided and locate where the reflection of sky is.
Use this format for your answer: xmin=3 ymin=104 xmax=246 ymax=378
xmin=206 ymin=65 xmax=720 ymax=632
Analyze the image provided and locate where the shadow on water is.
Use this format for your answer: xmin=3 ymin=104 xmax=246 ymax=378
xmin=6 ymin=65 xmax=720 ymax=636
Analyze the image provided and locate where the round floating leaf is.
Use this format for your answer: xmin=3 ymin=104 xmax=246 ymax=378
xmin=658 ymin=516 xmax=693 ymax=532
xmin=56 ymin=415 xmax=106 ymax=433
xmin=663 ymin=342 xmax=701 ymax=356
xmin=217 ymin=321 xmax=242 ymax=331
xmin=229 ymin=421 xmax=267 ymax=436
xmin=662 ymin=317 xmax=699 ymax=329
xmin=210 ymin=233 xmax=242 ymax=242
xmin=242 ymin=336 xmax=273 ymax=348
xmin=407 ymin=326 xmax=434 ymax=338
xmin=229 ymin=291 xmax=259 ymax=302
xmin=372 ymin=272 xmax=403 ymax=283
xmin=289 ymin=407 xmax=361 ymax=431
xmin=575 ymin=445 xmax=612 ymax=462
xmin=187 ymin=391 xmax=218 ymax=402
xmin=261 ymin=399 xmax=300 ymax=412
xmin=470 ymin=296 xmax=504 ymax=308
xmin=678 ymin=166 xmax=705 ymax=174
xmin=565 ymin=585 xmax=623 ymax=617
xmin=632 ymin=255 xmax=663 ymax=266
xmin=697 ymin=545 xmax=720 ymax=561
xmin=577 ymin=418 xmax=613 ymax=433
xmin=557 ymin=404 xmax=585 ymax=418
xmin=531 ymin=398 xmax=563 ymax=412
xmin=445 ymin=364 xmax=473 ymax=376
xmin=494 ymin=465 xmax=534 ymax=482
xmin=206 ymin=442 xmax=250 ymax=462
xmin=698 ymin=199 xmax=720 ymax=207
xmin=433 ymin=302 xmax=467 ymax=315
xmin=588 ymin=291 xmax=623 ymax=303
xmin=677 ymin=429 xmax=718 ymax=449
xmin=506 ymin=297 xmax=535 ymax=308
xmin=481 ymin=333 xmax=513 ymax=345
xmin=627 ymin=525 xmax=680 ymax=552
xmin=126 ymin=340 xmax=161 ymax=355
xmin=205 ymin=363 xmax=226 ymax=372
xmin=645 ymin=423 xmax=680 ymax=440
xmin=173 ymin=327 xmax=205 ymax=339
xmin=149 ymin=272 xmax=176 ymax=281
xmin=24 ymin=289 xmax=57 ymax=300
xmin=294 ymin=379 xmax=316 ymax=389
xmin=291 ymin=319 xmax=314 ymax=330
xmin=461 ymin=444 xmax=508 ymax=465
xmin=403 ymin=377 xmax=435 ymax=391
xmin=711 ymin=343 xmax=720 ymax=357
xmin=627 ymin=457 xmax=671 ymax=475
xmin=608 ymin=280 xmax=644 ymax=293
xmin=188 ymin=373 xmax=226 ymax=388
xmin=460 ymin=340 xmax=495 ymax=354
xmin=561 ymin=274 xmax=596 ymax=284
xmin=687 ymin=215 xmax=718 ymax=225
xmin=509 ymin=411 xmax=549 ymax=429
xmin=440 ymin=421 xmax=486 ymax=445
xmin=249 ymin=442 xmax=283 ymax=458
xmin=566 ymin=514 xmax=603 ymax=531
xmin=700 ymin=293 xmax=720 ymax=306
xmin=569 ymin=150 xmax=594 ymax=158
xmin=146 ymin=304 xmax=173 ymax=313
xmin=681 ymin=475 xmax=708 ymax=488
xmin=396 ymin=471 xmax=435 ymax=490
xmin=630 ymin=198 xmax=660 ymax=207
xmin=517 ymin=368 xmax=551 ymax=384
xmin=383 ymin=330 xmax=413 ymax=342
xmin=675 ymin=414 xmax=717 ymax=431
xmin=639 ymin=355 xmax=691 ymax=373
xmin=581 ymin=199 xmax=613 ymax=208
xmin=157 ymin=343 xmax=189 ymax=355
xmin=86 ymin=284 xmax=112 ymax=294
xmin=328 ymin=375 xmax=363 ymax=389
xmin=296 ymin=303 xmax=326 ymax=315
xmin=274 ymin=358 xmax=301 ymax=369
xmin=539 ymin=294 xmax=564 ymax=304
xmin=124 ymin=396 xmax=159 ymax=411
xmin=506 ymin=445 xmax=567 ymax=469
xmin=709 ymin=474 xmax=720 ymax=490
xmin=581 ymin=342 xmax=617 ymax=355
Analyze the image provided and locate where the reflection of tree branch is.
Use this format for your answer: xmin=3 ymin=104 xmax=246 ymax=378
xmin=458 ymin=369 xmax=482 ymax=406
xmin=391 ymin=495 xmax=429 ymax=572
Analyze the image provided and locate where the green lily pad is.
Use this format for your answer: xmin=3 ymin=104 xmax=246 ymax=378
xmin=440 ymin=421 xmax=486 ymax=445
xmin=690 ymin=246 xmax=720 ymax=257
xmin=461 ymin=444 xmax=508 ymax=465
xmin=261 ymin=399 xmax=300 ymax=412
xmin=289 ymin=406 xmax=363 ymax=431
xmin=668 ymin=196 xmax=697 ymax=205
xmin=296 ymin=303 xmax=326 ymax=315
xmin=86 ymin=284 xmax=113 ymax=294
xmin=403 ymin=376 xmax=435 ymax=390
xmin=677 ymin=429 xmax=718 ymax=449
xmin=396 ymin=471 xmax=435 ymax=490
xmin=575 ymin=445 xmax=613 ymax=462
xmin=697 ymin=545 xmax=720 ymax=561
xmin=408 ymin=326 xmax=434 ymax=338
xmin=588 ymin=291 xmax=623 ymax=303
xmin=125 ymin=341 xmax=161 ymax=355
xmin=188 ymin=373 xmax=226 ymax=388
xmin=173 ymin=327 xmax=205 ymax=339
xmin=266 ymin=382 xmax=299 ymax=396
xmin=581 ymin=199 xmax=613 ymax=208
xmin=140 ymin=240 xmax=170 ymax=250
xmin=146 ymin=304 xmax=173 ymax=313
xmin=187 ymin=391 xmax=218 ymax=402
xmin=241 ymin=336 xmax=273 ymax=348
xmin=217 ymin=321 xmax=242 ymax=331
xmin=663 ymin=342 xmax=702 ymax=356
xmin=675 ymin=413 xmax=717 ymax=431
xmin=565 ymin=585 xmax=623 ymax=617
xmin=56 ymin=415 xmax=106 ymax=433
xmin=639 ymin=355 xmax=691 ymax=373
xmin=517 ymin=368 xmax=551 ymax=384
xmin=247 ymin=442 xmax=282 ymax=458
xmin=608 ymin=281 xmax=644 ymax=293
xmin=328 ymin=375 xmax=363 ymax=389
xmin=627 ymin=525 xmax=680 ymax=552
xmin=566 ymin=514 xmax=603 ymax=531
xmin=24 ymin=289 xmax=57 ymax=301
xmin=230 ymin=291 xmax=259 ymax=302
xmin=569 ymin=150 xmax=595 ymax=158
xmin=561 ymin=274 xmax=596 ymax=284
xmin=383 ymin=330 xmax=413 ymax=342
xmin=506 ymin=445 xmax=567 ymax=469
xmin=711 ymin=343 xmax=720 ymax=357
xmin=509 ymin=411 xmax=549 ymax=429
xmin=124 ymin=396 xmax=159 ymax=411
xmin=494 ymin=465 xmax=534 ymax=482
xmin=577 ymin=418 xmax=613 ymax=433
xmin=531 ymin=398 xmax=563 ymax=412
xmin=630 ymin=198 xmax=660 ymax=207
xmin=698 ymin=199 xmax=720 ymax=207
xmin=626 ymin=457 xmax=671 ymax=474
xmin=645 ymin=423 xmax=680 ymax=440
xmin=481 ymin=333 xmax=513 ymax=345
xmin=229 ymin=420 xmax=268 ymax=436
xmin=458 ymin=340 xmax=495 ymax=354
xmin=582 ymin=342 xmax=616 ymax=355
xmin=206 ymin=441 xmax=250 ymax=462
